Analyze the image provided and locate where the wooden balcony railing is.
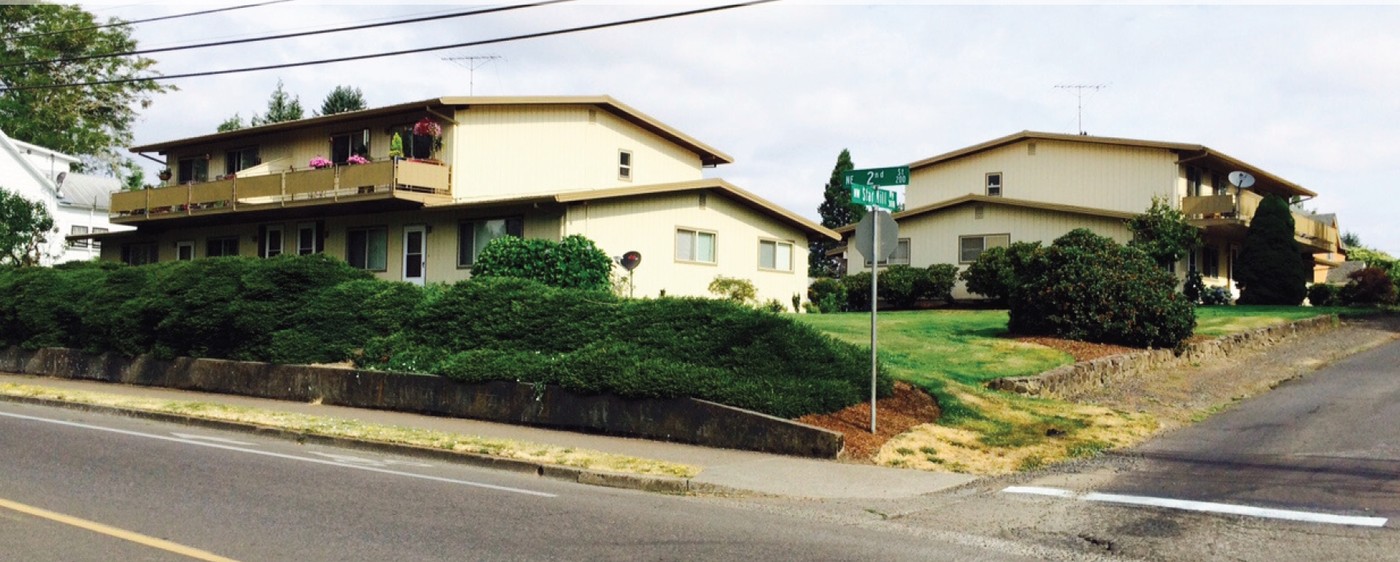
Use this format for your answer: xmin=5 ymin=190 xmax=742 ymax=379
xmin=111 ymin=159 xmax=449 ymax=222
xmin=1182 ymin=190 xmax=1338 ymax=253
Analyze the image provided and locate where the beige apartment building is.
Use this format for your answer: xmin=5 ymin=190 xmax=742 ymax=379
xmin=840 ymin=131 xmax=1342 ymax=298
xmin=87 ymin=96 xmax=835 ymax=306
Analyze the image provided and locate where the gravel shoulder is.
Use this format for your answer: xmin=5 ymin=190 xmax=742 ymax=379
xmin=1062 ymin=314 xmax=1400 ymax=431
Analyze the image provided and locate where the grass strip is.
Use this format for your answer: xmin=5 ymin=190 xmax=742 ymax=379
xmin=0 ymin=382 xmax=698 ymax=478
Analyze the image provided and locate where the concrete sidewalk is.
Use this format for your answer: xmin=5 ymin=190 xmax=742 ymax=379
xmin=0 ymin=372 xmax=976 ymax=500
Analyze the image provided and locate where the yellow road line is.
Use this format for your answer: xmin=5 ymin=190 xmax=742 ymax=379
xmin=0 ymin=496 xmax=239 ymax=562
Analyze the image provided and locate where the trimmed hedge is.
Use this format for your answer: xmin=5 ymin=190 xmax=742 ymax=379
xmin=0 ymin=257 xmax=886 ymax=418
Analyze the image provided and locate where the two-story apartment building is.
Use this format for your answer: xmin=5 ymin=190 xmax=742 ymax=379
xmin=83 ymin=96 xmax=835 ymax=306
xmin=840 ymin=131 xmax=1342 ymax=298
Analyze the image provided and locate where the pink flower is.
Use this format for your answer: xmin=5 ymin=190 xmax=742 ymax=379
xmin=413 ymin=117 xmax=442 ymax=137
xmin=347 ymin=154 xmax=369 ymax=165
xmin=309 ymin=156 xmax=332 ymax=169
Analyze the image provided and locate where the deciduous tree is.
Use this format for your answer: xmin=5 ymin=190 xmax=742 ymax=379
xmin=0 ymin=187 xmax=55 ymax=266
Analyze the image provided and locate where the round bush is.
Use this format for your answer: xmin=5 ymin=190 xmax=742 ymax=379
xmin=807 ymin=277 xmax=846 ymax=313
xmin=1307 ymin=283 xmax=1340 ymax=307
xmin=1009 ymin=229 xmax=1196 ymax=348
xmin=1340 ymin=267 xmax=1397 ymax=306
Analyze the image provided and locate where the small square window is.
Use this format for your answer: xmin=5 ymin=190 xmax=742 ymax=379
xmin=619 ymin=150 xmax=633 ymax=180
xmin=347 ymin=227 xmax=387 ymax=271
xmin=959 ymin=234 xmax=1009 ymax=263
xmin=759 ymin=240 xmax=793 ymax=271
xmin=986 ymin=173 xmax=1002 ymax=197
xmin=70 ymin=225 xmax=89 ymax=248
xmin=676 ymin=228 xmax=716 ymax=264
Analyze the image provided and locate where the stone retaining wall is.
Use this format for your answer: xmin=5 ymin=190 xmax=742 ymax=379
xmin=0 ymin=347 xmax=843 ymax=459
xmin=987 ymin=315 xmax=1340 ymax=397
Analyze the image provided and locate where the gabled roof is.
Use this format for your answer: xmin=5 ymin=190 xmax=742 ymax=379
xmin=57 ymin=173 xmax=122 ymax=211
xmin=833 ymin=193 xmax=1135 ymax=234
xmin=433 ymin=178 xmax=839 ymax=242
xmin=130 ymin=95 xmax=733 ymax=167
xmin=908 ymin=130 xmax=1316 ymax=198
xmin=0 ymin=127 xmax=62 ymax=199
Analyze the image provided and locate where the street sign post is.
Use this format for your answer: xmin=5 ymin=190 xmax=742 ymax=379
xmin=844 ymin=166 xmax=910 ymax=188
xmin=846 ymin=166 xmax=910 ymax=434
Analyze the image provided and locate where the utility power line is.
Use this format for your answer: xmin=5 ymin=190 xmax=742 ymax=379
xmin=0 ymin=1 xmax=775 ymax=93
xmin=2 ymin=1 xmax=293 ymax=42
xmin=1 ymin=1 xmax=571 ymax=70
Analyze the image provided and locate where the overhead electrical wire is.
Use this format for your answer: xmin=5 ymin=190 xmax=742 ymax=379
xmin=0 ymin=0 xmax=574 ymax=70
xmin=2 ymin=0 xmax=295 ymax=42
xmin=0 ymin=0 xmax=776 ymax=93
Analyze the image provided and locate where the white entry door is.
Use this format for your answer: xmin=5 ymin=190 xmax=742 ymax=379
xmin=403 ymin=226 xmax=426 ymax=286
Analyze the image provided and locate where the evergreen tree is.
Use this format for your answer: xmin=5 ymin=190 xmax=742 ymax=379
xmin=0 ymin=4 xmax=175 ymax=174
xmin=318 ymin=85 xmax=367 ymax=116
xmin=250 ymin=79 xmax=304 ymax=126
xmin=217 ymin=113 xmax=245 ymax=132
xmin=1235 ymin=194 xmax=1308 ymax=305
xmin=810 ymin=149 xmax=865 ymax=276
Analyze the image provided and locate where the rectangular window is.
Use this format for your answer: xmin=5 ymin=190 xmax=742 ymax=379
xmin=959 ymin=234 xmax=1010 ymax=263
xmin=121 ymin=243 xmax=157 ymax=266
xmin=619 ymin=150 xmax=632 ymax=180
xmin=759 ymin=240 xmax=793 ymax=271
xmin=676 ymin=228 xmax=717 ymax=264
xmin=263 ymin=225 xmax=283 ymax=258
xmin=986 ymin=173 xmax=1002 ymax=197
xmin=178 ymin=157 xmax=208 ymax=184
xmin=70 ymin=225 xmax=89 ymax=248
xmin=176 ymin=240 xmax=195 ymax=261
xmin=456 ymin=217 xmax=524 ymax=267
xmin=91 ymin=227 xmax=107 ymax=249
xmin=206 ymin=236 xmax=239 ymax=258
xmin=864 ymin=238 xmax=911 ymax=267
xmin=1187 ymin=166 xmax=1203 ymax=197
xmin=330 ymin=129 xmax=370 ymax=164
xmin=347 ymin=227 xmax=388 ymax=271
xmin=297 ymin=223 xmax=319 ymax=255
xmin=1202 ymin=246 xmax=1221 ymax=278
xmin=225 ymin=146 xmax=260 ymax=176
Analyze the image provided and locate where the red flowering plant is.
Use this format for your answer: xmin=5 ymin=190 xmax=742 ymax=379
xmin=413 ymin=117 xmax=442 ymax=138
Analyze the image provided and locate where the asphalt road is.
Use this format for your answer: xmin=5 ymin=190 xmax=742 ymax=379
xmin=0 ymin=401 xmax=1055 ymax=562
xmin=1098 ymin=337 xmax=1400 ymax=520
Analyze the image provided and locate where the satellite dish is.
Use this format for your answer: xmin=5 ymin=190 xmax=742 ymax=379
xmin=619 ymin=251 xmax=642 ymax=272
xmin=54 ymin=171 xmax=67 ymax=199
xmin=1227 ymin=171 xmax=1256 ymax=189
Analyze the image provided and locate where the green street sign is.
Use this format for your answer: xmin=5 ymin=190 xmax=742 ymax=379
xmin=850 ymin=183 xmax=899 ymax=211
xmin=843 ymin=166 xmax=910 ymax=188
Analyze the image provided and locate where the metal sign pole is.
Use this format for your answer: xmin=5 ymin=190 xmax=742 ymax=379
xmin=870 ymin=206 xmax=878 ymax=434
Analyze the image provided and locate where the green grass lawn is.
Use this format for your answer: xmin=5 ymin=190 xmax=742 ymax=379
xmin=794 ymin=305 xmax=1369 ymax=473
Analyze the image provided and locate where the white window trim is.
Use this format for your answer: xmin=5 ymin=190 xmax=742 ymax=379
xmin=296 ymin=222 xmax=318 ymax=255
xmin=985 ymin=172 xmax=1002 ymax=197
xmin=758 ymin=239 xmax=794 ymax=272
xmin=619 ymin=149 xmax=633 ymax=181
xmin=863 ymin=238 xmax=911 ymax=268
xmin=263 ymin=224 xmax=284 ymax=258
xmin=675 ymin=227 xmax=717 ymax=265
xmin=176 ymin=240 xmax=195 ymax=261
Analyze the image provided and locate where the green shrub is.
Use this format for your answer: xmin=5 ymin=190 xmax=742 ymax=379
xmin=1340 ymin=267 xmax=1397 ymax=306
xmin=1183 ymin=269 xmax=1205 ymax=304
xmin=841 ymin=271 xmax=872 ymax=311
xmin=807 ymin=277 xmax=846 ymax=313
xmin=926 ymin=263 xmax=959 ymax=304
xmin=707 ymin=275 xmax=756 ymax=304
xmin=1307 ymin=283 xmax=1340 ymax=307
xmin=959 ymin=241 xmax=1041 ymax=304
xmin=1008 ymin=229 xmax=1195 ymax=348
xmin=1201 ymin=286 xmax=1233 ymax=306
xmin=761 ymin=298 xmax=786 ymax=313
xmin=877 ymin=265 xmax=927 ymax=309
xmin=1235 ymin=194 xmax=1309 ymax=305
xmin=267 ymin=279 xmax=424 ymax=365
xmin=472 ymin=234 xmax=614 ymax=291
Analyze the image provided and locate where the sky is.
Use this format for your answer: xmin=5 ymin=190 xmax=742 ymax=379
xmin=74 ymin=1 xmax=1400 ymax=254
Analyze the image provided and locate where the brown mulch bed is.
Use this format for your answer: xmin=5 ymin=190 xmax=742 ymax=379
xmin=795 ymin=381 xmax=940 ymax=461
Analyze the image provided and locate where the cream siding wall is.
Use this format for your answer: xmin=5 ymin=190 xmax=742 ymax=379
xmin=906 ymin=140 xmax=1180 ymax=214
xmin=846 ymin=203 xmax=1132 ymax=299
xmin=450 ymin=105 xmax=703 ymax=199
xmin=562 ymin=192 xmax=809 ymax=307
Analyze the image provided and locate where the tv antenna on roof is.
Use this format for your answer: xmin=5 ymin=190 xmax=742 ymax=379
xmin=442 ymin=55 xmax=504 ymax=95
xmin=1055 ymin=83 xmax=1109 ymax=135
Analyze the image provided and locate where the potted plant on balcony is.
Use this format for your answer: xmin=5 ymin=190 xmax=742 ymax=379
xmin=347 ymin=154 xmax=370 ymax=165
xmin=412 ymin=117 xmax=444 ymax=161
xmin=389 ymin=132 xmax=404 ymax=160
xmin=158 ymin=168 xmax=172 ymax=181
xmin=309 ymin=156 xmax=333 ymax=169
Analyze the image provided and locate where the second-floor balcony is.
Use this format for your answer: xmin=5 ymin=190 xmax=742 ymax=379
xmin=110 ymin=159 xmax=451 ymax=224
xmin=1182 ymin=190 xmax=1338 ymax=253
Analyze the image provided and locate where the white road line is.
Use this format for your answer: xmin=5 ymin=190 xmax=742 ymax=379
xmin=1003 ymin=486 xmax=1387 ymax=528
xmin=0 ymin=410 xmax=557 ymax=499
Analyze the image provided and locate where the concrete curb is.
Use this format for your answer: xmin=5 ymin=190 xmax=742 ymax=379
xmin=0 ymin=392 xmax=759 ymax=498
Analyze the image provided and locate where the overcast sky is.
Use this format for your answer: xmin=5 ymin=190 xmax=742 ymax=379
xmin=78 ymin=1 xmax=1400 ymax=253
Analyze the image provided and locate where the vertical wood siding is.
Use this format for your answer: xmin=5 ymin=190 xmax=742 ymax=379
xmin=905 ymin=140 xmax=1179 ymax=214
